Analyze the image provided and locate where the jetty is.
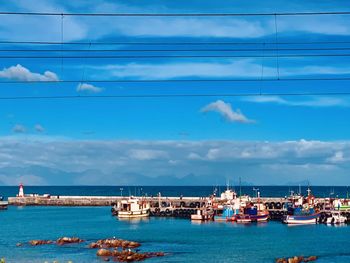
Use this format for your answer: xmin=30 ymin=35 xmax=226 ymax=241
xmin=6 ymin=184 xmax=350 ymax=223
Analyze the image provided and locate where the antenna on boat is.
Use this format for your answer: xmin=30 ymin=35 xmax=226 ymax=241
xmin=307 ymin=184 xmax=311 ymax=197
xmin=239 ymin=177 xmax=242 ymax=197
xmin=253 ymin=187 xmax=259 ymax=198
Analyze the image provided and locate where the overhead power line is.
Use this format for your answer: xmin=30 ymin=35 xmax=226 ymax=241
xmin=1 ymin=53 xmax=350 ymax=58
xmin=0 ymin=11 xmax=350 ymax=17
xmin=0 ymin=92 xmax=350 ymax=100
xmin=1 ymin=77 xmax=350 ymax=84
xmin=1 ymin=40 xmax=350 ymax=46
xmin=2 ymin=47 xmax=350 ymax=52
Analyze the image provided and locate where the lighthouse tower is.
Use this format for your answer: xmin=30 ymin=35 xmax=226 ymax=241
xmin=18 ymin=183 xmax=24 ymax=197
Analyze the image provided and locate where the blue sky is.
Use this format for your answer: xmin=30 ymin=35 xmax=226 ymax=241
xmin=0 ymin=0 xmax=350 ymax=186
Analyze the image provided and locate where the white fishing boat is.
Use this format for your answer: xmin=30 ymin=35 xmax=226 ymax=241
xmin=191 ymin=208 xmax=214 ymax=221
xmin=115 ymin=197 xmax=150 ymax=218
xmin=326 ymin=211 xmax=347 ymax=225
xmin=0 ymin=196 xmax=8 ymax=210
xmin=0 ymin=201 xmax=8 ymax=210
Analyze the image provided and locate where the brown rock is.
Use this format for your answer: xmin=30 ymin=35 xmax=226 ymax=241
xmin=89 ymin=242 xmax=99 ymax=249
xmin=304 ymin=256 xmax=317 ymax=262
xmin=29 ymin=240 xmax=52 ymax=246
xmin=56 ymin=237 xmax=84 ymax=245
xmin=96 ymin=249 xmax=113 ymax=257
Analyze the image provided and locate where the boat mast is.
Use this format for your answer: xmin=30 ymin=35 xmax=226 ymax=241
xmin=239 ymin=177 xmax=242 ymax=197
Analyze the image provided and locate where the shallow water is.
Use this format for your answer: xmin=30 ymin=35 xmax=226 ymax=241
xmin=1 ymin=206 xmax=350 ymax=263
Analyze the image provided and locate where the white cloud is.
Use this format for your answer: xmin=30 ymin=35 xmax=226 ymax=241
xmin=0 ymin=64 xmax=58 ymax=81
xmin=201 ymin=100 xmax=254 ymax=123
xmin=243 ymin=95 xmax=350 ymax=108
xmin=12 ymin=124 xmax=26 ymax=133
xmin=128 ymin=149 xmax=168 ymax=160
xmin=34 ymin=124 xmax=45 ymax=133
xmin=0 ymin=0 xmax=87 ymax=42
xmin=107 ymin=17 xmax=269 ymax=38
xmin=2 ymin=1 xmax=350 ymax=44
xmin=77 ymin=83 xmax=103 ymax=93
xmin=94 ymin=60 xmax=350 ymax=81
xmin=97 ymin=60 xmax=271 ymax=80
xmin=327 ymin=151 xmax=348 ymax=163
xmin=278 ymin=15 xmax=350 ymax=36
xmin=0 ymin=137 xmax=348 ymax=185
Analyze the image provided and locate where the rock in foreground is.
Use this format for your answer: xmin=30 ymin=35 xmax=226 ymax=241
xmin=96 ymin=249 xmax=165 ymax=262
xmin=276 ymin=255 xmax=318 ymax=263
xmin=56 ymin=237 xmax=84 ymax=245
xmin=28 ymin=240 xmax=53 ymax=246
xmin=89 ymin=238 xmax=140 ymax=249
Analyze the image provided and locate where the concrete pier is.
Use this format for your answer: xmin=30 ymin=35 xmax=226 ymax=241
xmin=6 ymin=195 xmax=330 ymax=208
xmin=7 ymin=195 xmax=350 ymax=221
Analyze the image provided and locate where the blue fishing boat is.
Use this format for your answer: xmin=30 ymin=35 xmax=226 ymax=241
xmin=283 ymin=207 xmax=320 ymax=224
xmin=214 ymin=205 xmax=239 ymax=222
xmin=283 ymin=187 xmax=320 ymax=224
xmin=236 ymin=206 xmax=269 ymax=223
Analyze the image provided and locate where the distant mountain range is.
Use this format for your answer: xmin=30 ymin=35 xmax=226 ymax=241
xmin=0 ymin=165 xmax=254 ymax=186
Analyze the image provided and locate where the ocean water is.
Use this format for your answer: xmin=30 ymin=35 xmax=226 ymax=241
xmin=1 ymin=186 xmax=350 ymax=263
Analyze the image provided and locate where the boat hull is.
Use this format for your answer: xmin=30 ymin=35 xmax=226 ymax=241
xmin=118 ymin=211 xmax=149 ymax=218
xmin=0 ymin=201 xmax=8 ymax=210
xmin=236 ymin=213 xmax=269 ymax=223
xmin=214 ymin=216 xmax=236 ymax=222
xmin=283 ymin=213 xmax=320 ymax=225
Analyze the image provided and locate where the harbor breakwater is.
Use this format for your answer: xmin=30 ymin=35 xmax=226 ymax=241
xmin=8 ymin=195 xmax=350 ymax=222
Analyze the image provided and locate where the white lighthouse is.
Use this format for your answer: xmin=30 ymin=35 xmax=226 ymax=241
xmin=18 ymin=183 xmax=24 ymax=197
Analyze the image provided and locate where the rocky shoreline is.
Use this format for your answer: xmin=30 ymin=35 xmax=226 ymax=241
xmin=15 ymin=236 xmax=166 ymax=262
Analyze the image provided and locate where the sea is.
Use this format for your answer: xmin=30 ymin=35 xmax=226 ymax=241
xmin=1 ymin=186 xmax=350 ymax=263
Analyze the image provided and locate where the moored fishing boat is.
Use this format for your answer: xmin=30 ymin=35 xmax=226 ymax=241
xmin=283 ymin=210 xmax=320 ymax=224
xmin=236 ymin=206 xmax=269 ymax=223
xmin=191 ymin=208 xmax=214 ymax=221
xmin=326 ymin=211 xmax=347 ymax=225
xmin=214 ymin=205 xmax=238 ymax=222
xmin=215 ymin=190 xmax=241 ymax=222
xmin=114 ymin=197 xmax=150 ymax=218
xmin=236 ymin=190 xmax=269 ymax=223
xmin=283 ymin=187 xmax=320 ymax=225
xmin=0 ymin=196 xmax=8 ymax=210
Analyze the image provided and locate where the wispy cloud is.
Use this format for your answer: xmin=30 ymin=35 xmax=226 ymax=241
xmin=0 ymin=64 xmax=58 ymax=81
xmin=12 ymin=124 xmax=26 ymax=133
xmin=128 ymin=149 xmax=169 ymax=160
xmin=201 ymin=100 xmax=254 ymax=123
xmin=243 ymin=95 xmax=350 ymax=107
xmin=77 ymin=83 xmax=103 ymax=93
xmin=34 ymin=124 xmax=45 ymax=133
xmin=2 ymin=1 xmax=350 ymax=43
xmin=94 ymin=60 xmax=350 ymax=80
